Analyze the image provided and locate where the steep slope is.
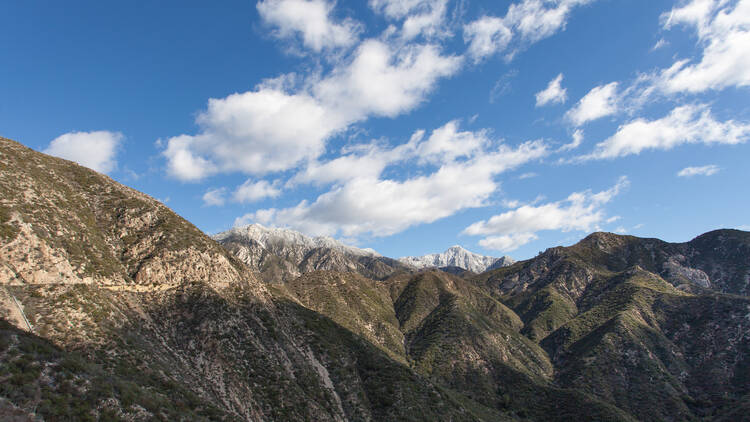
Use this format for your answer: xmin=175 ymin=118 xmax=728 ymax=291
xmin=214 ymin=224 xmax=410 ymax=283
xmin=385 ymin=271 xmax=633 ymax=422
xmin=399 ymin=245 xmax=514 ymax=273
xmin=473 ymin=231 xmax=750 ymax=421
xmin=281 ymin=267 xmax=635 ymax=421
xmin=279 ymin=271 xmax=406 ymax=361
xmin=0 ymin=137 xmax=499 ymax=421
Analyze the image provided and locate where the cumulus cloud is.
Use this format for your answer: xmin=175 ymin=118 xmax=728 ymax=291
xmin=163 ymin=89 xmax=337 ymax=181
xmin=464 ymin=0 xmax=596 ymax=62
xmin=463 ymin=176 xmax=629 ymax=251
xmin=535 ymin=73 xmax=567 ymax=106
xmin=677 ymin=164 xmax=721 ymax=177
xmin=658 ymin=0 xmax=750 ymax=93
xmin=235 ymin=121 xmax=547 ymax=238
xmin=566 ymin=82 xmax=619 ymax=126
xmin=44 ymin=130 xmax=123 ymax=174
xmin=370 ymin=0 xmax=450 ymax=40
xmin=580 ymin=104 xmax=750 ymax=160
xmin=257 ymin=0 xmax=360 ymax=51
xmin=163 ymin=39 xmax=460 ymax=181
xmin=314 ymin=40 xmax=461 ymax=119
xmin=479 ymin=233 xmax=539 ymax=251
xmin=233 ymin=179 xmax=282 ymax=203
xmin=203 ymin=180 xmax=281 ymax=207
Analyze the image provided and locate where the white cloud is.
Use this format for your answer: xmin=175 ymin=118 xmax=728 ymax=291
xmin=652 ymin=38 xmax=668 ymax=51
xmin=163 ymin=89 xmax=337 ymax=181
xmin=163 ymin=39 xmax=460 ymax=181
xmin=658 ymin=0 xmax=750 ymax=93
xmin=518 ymin=172 xmax=537 ymax=179
xmin=535 ymin=73 xmax=567 ymax=106
xmin=314 ymin=40 xmax=461 ymax=119
xmin=464 ymin=0 xmax=595 ymax=62
xmin=236 ymin=122 xmax=547 ymax=238
xmin=203 ymin=180 xmax=281 ymax=207
xmin=580 ymin=104 xmax=750 ymax=160
xmin=257 ymin=0 xmax=360 ymax=51
xmin=559 ymin=129 xmax=584 ymax=151
xmin=677 ymin=164 xmax=721 ymax=177
xmin=464 ymin=16 xmax=512 ymax=61
xmin=370 ymin=0 xmax=450 ymax=40
xmin=463 ymin=176 xmax=629 ymax=251
xmin=44 ymin=130 xmax=122 ymax=174
xmin=737 ymin=224 xmax=750 ymax=230
xmin=605 ymin=215 xmax=622 ymax=223
xmin=479 ymin=233 xmax=538 ymax=252
xmin=203 ymin=188 xmax=227 ymax=207
xmin=233 ymin=179 xmax=282 ymax=203
xmin=566 ymin=82 xmax=619 ymax=126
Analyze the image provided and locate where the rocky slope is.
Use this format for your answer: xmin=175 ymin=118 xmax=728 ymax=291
xmin=214 ymin=224 xmax=410 ymax=283
xmin=2 ymin=135 xmax=749 ymax=421
xmin=472 ymin=231 xmax=750 ymax=421
xmin=399 ymin=245 xmax=514 ymax=273
xmin=0 ymin=137 xmax=501 ymax=421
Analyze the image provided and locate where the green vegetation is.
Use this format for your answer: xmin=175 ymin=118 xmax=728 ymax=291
xmin=1 ymin=136 xmax=748 ymax=421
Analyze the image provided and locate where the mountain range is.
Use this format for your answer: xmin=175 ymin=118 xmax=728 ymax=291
xmin=213 ymin=224 xmax=513 ymax=282
xmin=399 ymin=245 xmax=514 ymax=273
xmin=1 ymin=136 xmax=749 ymax=421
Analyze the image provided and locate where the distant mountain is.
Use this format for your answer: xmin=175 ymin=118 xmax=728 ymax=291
xmin=399 ymin=245 xmax=514 ymax=273
xmin=213 ymin=224 xmax=410 ymax=282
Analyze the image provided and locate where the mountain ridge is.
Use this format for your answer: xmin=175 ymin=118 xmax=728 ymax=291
xmin=399 ymin=245 xmax=514 ymax=273
xmin=1 ymin=136 xmax=749 ymax=421
xmin=213 ymin=223 xmax=410 ymax=282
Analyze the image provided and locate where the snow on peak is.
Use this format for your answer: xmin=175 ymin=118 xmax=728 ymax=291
xmin=213 ymin=224 xmax=380 ymax=257
xmin=398 ymin=246 xmax=513 ymax=273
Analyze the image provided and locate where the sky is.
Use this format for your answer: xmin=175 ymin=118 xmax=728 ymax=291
xmin=1 ymin=0 xmax=749 ymax=260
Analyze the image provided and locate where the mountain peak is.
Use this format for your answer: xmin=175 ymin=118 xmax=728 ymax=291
xmin=214 ymin=224 xmax=380 ymax=258
xmin=399 ymin=245 xmax=514 ymax=273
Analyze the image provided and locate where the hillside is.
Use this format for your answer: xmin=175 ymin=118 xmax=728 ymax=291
xmin=2 ymin=135 xmax=749 ymax=421
xmin=0 ymin=137 xmax=502 ymax=421
xmin=472 ymin=231 xmax=750 ymax=421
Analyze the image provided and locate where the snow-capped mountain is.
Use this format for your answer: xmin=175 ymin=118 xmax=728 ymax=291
xmin=212 ymin=224 xmax=406 ymax=282
xmin=399 ymin=245 xmax=514 ymax=273
xmin=213 ymin=224 xmax=380 ymax=258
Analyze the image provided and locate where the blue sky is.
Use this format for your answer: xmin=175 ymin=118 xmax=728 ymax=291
xmin=2 ymin=0 xmax=749 ymax=260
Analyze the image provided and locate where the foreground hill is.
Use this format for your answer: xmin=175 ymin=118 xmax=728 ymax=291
xmin=0 ymin=137 xmax=503 ymax=421
xmin=1 ymin=135 xmax=748 ymax=421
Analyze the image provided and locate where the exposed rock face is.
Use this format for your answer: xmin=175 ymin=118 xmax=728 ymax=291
xmin=1 ymin=136 xmax=749 ymax=421
xmin=214 ymin=224 xmax=410 ymax=282
xmin=399 ymin=245 xmax=514 ymax=273
xmin=0 ymin=137 xmax=496 ymax=421
xmin=473 ymin=231 xmax=750 ymax=421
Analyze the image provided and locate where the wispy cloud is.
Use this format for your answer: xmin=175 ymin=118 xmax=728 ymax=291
xmin=535 ymin=73 xmax=567 ymax=106
xmin=566 ymin=82 xmax=619 ymax=126
xmin=677 ymin=164 xmax=720 ymax=177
